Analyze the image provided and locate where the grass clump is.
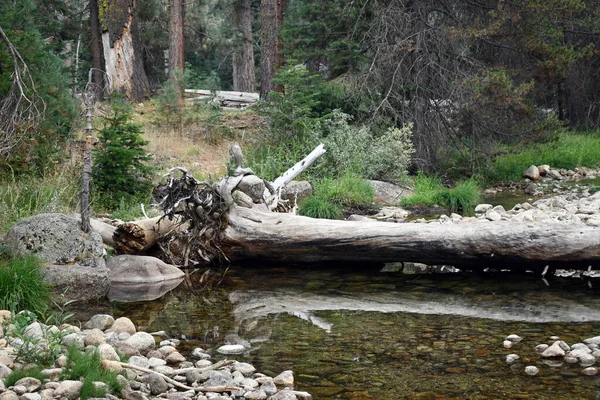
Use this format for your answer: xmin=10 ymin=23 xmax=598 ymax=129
xmin=0 ymin=169 xmax=80 ymax=233
xmin=298 ymin=197 xmax=343 ymax=220
xmin=400 ymin=173 xmax=481 ymax=212
xmin=488 ymin=131 xmax=600 ymax=182
xmin=62 ymin=346 xmax=122 ymax=400
xmin=299 ymin=172 xmax=374 ymax=219
xmin=4 ymin=366 xmax=46 ymax=387
xmin=0 ymin=251 xmax=51 ymax=314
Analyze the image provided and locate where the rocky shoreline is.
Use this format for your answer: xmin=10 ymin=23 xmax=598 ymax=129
xmin=0 ymin=311 xmax=312 ymax=400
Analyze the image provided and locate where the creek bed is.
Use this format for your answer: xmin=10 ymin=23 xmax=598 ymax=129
xmin=71 ymin=265 xmax=600 ymax=399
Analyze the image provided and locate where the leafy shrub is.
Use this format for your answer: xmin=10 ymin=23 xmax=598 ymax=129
xmin=93 ymin=104 xmax=154 ymax=209
xmin=62 ymin=346 xmax=122 ymax=400
xmin=3 ymin=309 xmax=71 ymax=366
xmin=319 ymin=110 xmax=415 ymax=182
xmin=0 ymin=252 xmax=50 ymax=314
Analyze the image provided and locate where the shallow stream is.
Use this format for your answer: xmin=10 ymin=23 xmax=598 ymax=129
xmin=74 ymin=265 xmax=600 ymax=399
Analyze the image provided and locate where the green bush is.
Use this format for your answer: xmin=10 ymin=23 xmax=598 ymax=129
xmin=0 ymin=252 xmax=51 ymax=314
xmin=93 ymin=104 xmax=154 ymax=210
xmin=319 ymin=110 xmax=414 ymax=182
xmin=62 ymin=346 xmax=122 ymax=400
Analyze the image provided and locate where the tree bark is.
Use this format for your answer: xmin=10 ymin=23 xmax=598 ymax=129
xmin=89 ymin=0 xmax=105 ymax=100
xmin=169 ymin=0 xmax=185 ymax=107
xmin=222 ymin=205 xmax=600 ymax=270
xmin=259 ymin=0 xmax=280 ymax=100
xmin=113 ymin=216 xmax=185 ymax=254
xmin=100 ymin=0 xmax=150 ymax=101
xmin=232 ymin=0 xmax=256 ymax=92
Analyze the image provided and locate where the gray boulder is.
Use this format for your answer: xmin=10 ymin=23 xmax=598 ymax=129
xmin=5 ymin=213 xmax=104 ymax=265
xmin=107 ymin=255 xmax=184 ymax=284
xmin=43 ymin=265 xmax=110 ymax=301
xmin=367 ymin=180 xmax=413 ymax=204
xmin=237 ymin=175 xmax=265 ymax=203
xmin=281 ymin=181 xmax=313 ymax=202
xmin=523 ymin=165 xmax=540 ymax=181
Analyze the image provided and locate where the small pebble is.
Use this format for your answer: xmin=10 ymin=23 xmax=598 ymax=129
xmin=505 ymin=334 xmax=522 ymax=344
xmin=581 ymin=367 xmax=598 ymax=376
xmin=535 ymin=344 xmax=549 ymax=354
xmin=524 ymin=366 xmax=539 ymax=376
xmin=506 ymin=354 xmax=520 ymax=364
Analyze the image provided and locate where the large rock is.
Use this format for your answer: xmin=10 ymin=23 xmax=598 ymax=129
xmin=367 ymin=180 xmax=413 ymax=204
xmin=523 ymin=165 xmax=540 ymax=181
xmin=281 ymin=181 xmax=313 ymax=202
xmin=237 ymin=175 xmax=265 ymax=203
xmin=5 ymin=213 xmax=104 ymax=265
xmin=43 ymin=265 xmax=110 ymax=301
xmin=107 ymin=255 xmax=184 ymax=284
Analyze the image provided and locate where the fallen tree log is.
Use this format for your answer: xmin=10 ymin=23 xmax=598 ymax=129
xmin=113 ymin=216 xmax=184 ymax=254
xmin=221 ymin=205 xmax=600 ymax=270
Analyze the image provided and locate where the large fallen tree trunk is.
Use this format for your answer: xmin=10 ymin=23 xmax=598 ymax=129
xmin=113 ymin=216 xmax=184 ymax=254
xmin=222 ymin=205 xmax=600 ymax=270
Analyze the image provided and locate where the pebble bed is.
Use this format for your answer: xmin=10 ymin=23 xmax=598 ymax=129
xmin=502 ymin=333 xmax=600 ymax=377
xmin=0 ymin=311 xmax=312 ymax=400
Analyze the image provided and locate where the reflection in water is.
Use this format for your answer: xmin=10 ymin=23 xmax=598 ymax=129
xmin=75 ymin=265 xmax=600 ymax=399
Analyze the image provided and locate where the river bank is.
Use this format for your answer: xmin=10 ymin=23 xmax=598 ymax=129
xmin=0 ymin=311 xmax=312 ymax=400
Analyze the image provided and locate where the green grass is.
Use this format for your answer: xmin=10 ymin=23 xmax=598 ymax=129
xmin=61 ymin=346 xmax=122 ymax=400
xmin=0 ymin=168 xmax=80 ymax=233
xmin=400 ymin=173 xmax=481 ymax=212
xmin=0 ymin=251 xmax=51 ymax=314
xmin=314 ymin=173 xmax=375 ymax=206
xmin=4 ymin=366 xmax=46 ymax=387
xmin=488 ymin=131 xmax=600 ymax=182
xmin=298 ymin=196 xmax=343 ymax=219
xmin=299 ymin=172 xmax=374 ymax=219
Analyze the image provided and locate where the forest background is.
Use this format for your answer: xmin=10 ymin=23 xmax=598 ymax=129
xmin=2 ymin=0 xmax=600 ymax=227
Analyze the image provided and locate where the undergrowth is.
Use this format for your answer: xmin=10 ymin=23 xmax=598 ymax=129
xmin=0 ymin=251 xmax=51 ymax=314
xmin=299 ymin=172 xmax=374 ymax=219
xmin=401 ymin=173 xmax=481 ymax=212
xmin=4 ymin=367 xmax=46 ymax=387
xmin=0 ymin=168 xmax=80 ymax=233
xmin=487 ymin=131 xmax=600 ymax=182
xmin=62 ymin=346 xmax=122 ymax=400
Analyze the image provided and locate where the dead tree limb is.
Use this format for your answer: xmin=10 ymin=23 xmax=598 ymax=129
xmin=0 ymin=25 xmax=45 ymax=157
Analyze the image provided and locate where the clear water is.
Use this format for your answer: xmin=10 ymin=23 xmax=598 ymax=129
xmin=75 ymin=265 xmax=600 ymax=400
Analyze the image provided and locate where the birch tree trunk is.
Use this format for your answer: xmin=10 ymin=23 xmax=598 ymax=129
xmin=100 ymin=0 xmax=150 ymax=101
xmin=232 ymin=0 xmax=255 ymax=92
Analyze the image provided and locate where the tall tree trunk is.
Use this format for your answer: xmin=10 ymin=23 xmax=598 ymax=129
xmin=99 ymin=0 xmax=150 ymax=101
xmin=89 ymin=0 xmax=105 ymax=100
xmin=259 ymin=0 xmax=280 ymax=100
xmin=232 ymin=0 xmax=255 ymax=92
xmin=169 ymin=0 xmax=185 ymax=107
